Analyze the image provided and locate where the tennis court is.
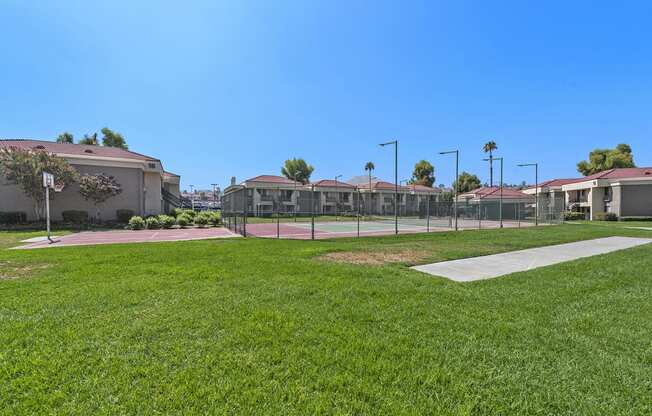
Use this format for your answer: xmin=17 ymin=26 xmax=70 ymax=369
xmin=244 ymin=217 xmax=535 ymax=239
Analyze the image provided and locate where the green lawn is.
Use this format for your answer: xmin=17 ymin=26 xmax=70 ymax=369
xmin=1 ymin=224 xmax=651 ymax=414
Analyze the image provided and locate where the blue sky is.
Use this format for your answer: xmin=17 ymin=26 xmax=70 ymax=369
xmin=2 ymin=1 xmax=651 ymax=191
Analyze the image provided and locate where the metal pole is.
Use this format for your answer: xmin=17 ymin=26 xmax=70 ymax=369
xmin=379 ymin=140 xmax=398 ymax=235
xmin=45 ymin=186 xmax=52 ymax=243
xmin=394 ymin=142 xmax=398 ymax=235
xmin=276 ymin=186 xmax=280 ymax=239
xmin=535 ymin=163 xmax=539 ymax=226
xmin=478 ymin=198 xmax=482 ymax=229
xmin=357 ymin=188 xmax=360 ymax=237
xmin=311 ymin=184 xmax=315 ymax=240
xmin=518 ymin=201 xmax=521 ymax=228
xmin=454 ymin=150 xmax=459 ymax=231
xmin=426 ymin=194 xmax=430 ymax=232
xmin=500 ymin=158 xmax=503 ymax=228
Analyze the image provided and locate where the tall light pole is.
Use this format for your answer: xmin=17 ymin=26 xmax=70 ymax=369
xmin=379 ymin=140 xmax=398 ymax=235
xmin=211 ymin=183 xmax=219 ymax=210
xmin=518 ymin=163 xmax=539 ymax=226
xmin=483 ymin=157 xmax=503 ymax=228
xmin=335 ymin=174 xmax=342 ymax=221
xmin=189 ymin=184 xmax=195 ymax=211
xmin=440 ymin=150 xmax=459 ymax=231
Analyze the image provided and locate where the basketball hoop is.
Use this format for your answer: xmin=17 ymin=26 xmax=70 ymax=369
xmin=54 ymin=183 xmax=65 ymax=193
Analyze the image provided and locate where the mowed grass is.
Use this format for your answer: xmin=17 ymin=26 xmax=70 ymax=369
xmin=1 ymin=224 xmax=651 ymax=414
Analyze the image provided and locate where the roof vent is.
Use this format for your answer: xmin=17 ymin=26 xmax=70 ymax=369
xmin=34 ymin=145 xmax=45 ymax=150
xmin=84 ymin=149 xmax=94 ymax=154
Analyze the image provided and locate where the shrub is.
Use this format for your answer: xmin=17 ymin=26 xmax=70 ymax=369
xmin=182 ymin=209 xmax=197 ymax=219
xmin=194 ymin=214 xmax=208 ymax=227
xmin=593 ymin=212 xmax=618 ymax=221
xmin=0 ymin=211 xmax=27 ymax=224
xmin=171 ymin=208 xmax=185 ymax=218
xmin=62 ymin=210 xmax=89 ymax=224
xmin=620 ymin=216 xmax=652 ymax=222
xmin=563 ymin=211 xmax=585 ymax=221
xmin=158 ymin=215 xmax=176 ymax=229
xmin=129 ymin=216 xmax=146 ymax=230
xmin=176 ymin=214 xmax=191 ymax=228
xmin=208 ymin=211 xmax=221 ymax=226
xmin=145 ymin=216 xmax=161 ymax=229
xmin=116 ymin=209 xmax=135 ymax=223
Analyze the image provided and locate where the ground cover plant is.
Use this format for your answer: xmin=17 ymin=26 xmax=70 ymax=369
xmin=0 ymin=224 xmax=651 ymax=414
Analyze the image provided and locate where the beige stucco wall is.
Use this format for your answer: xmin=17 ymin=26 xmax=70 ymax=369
xmin=0 ymin=164 xmax=162 ymax=221
xmin=589 ymin=187 xmax=605 ymax=220
xmin=143 ymin=171 xmax=163 ymax=216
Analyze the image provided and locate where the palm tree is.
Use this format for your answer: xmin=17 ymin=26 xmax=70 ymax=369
xmin=483 ymin=141 xmax=498 ymax=186
xmin=364 ymin=161 xmax=375 ymax=212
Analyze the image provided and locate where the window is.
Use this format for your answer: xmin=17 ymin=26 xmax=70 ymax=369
xmin=148 ymin=163 xmax=156 ymax=169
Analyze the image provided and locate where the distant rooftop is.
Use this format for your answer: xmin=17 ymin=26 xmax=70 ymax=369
xmin=0 ymin=139 xmax=159 ymax=162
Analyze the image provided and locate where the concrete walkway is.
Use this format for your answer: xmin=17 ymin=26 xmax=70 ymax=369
xmin=411 ymin=237 xmax=652 ymax=282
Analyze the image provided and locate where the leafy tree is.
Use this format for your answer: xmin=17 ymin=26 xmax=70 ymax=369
xmin=56 ymin=132 xmax=74 ymax=144
xmin=453 ymin=171 xmax=481 ymax=194
xmin=439 ymin=191 xmax=454 ymax=202
xmin=577 ymin=143 xmax=635 ymax=176
xmin=482 ymin=140 xmax=498 ymax=186
xmin=409 ymin=160 xmax=435 ymax=186
xmin=281 ymin=158 xmax=314 ymax=184
xmin=0 ymin=147 xmax=78 ymax=220
xmin=79 ymin=173 xmax=123 ymax=221
xmin=101 ymin=127 xmax=128 ymax=149
xmin=79 ymin=133 xmax=98 ymax=145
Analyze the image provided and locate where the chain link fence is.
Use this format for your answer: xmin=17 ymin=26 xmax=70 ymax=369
xmin=222 ymin=186 xmax=564 ymax=239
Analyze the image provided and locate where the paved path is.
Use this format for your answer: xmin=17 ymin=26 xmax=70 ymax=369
xmin=15 ymin=228 xmax=240 ymax=249
xmin=411 ymin=237 xmax=652 ymax=282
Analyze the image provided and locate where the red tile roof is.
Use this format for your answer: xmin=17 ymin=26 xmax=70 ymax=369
xmin=245 ymin=175 xmax=300 ymax=185
xmin=579 ymin=167 xmax=652 ymax=181
xmin=461 ymin=186 xmax=531 ymax=199
xmin=0 ymin=139 xmax=159 ymax=161
xmin=525 ymin=178 xmax=579 ymax=190
xmin=311 ymin=179 xmax=356 ymax=188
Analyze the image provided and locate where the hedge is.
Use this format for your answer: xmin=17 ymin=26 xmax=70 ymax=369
xmin=62 ymin=210 xmax=89 ymax=224
xmin=0 ymin=211 xmax=27 ymax=224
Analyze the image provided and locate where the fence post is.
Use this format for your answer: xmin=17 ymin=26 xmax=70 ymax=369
xmin=478 ymin=199 xmax=482 ymax=229
xmin=357 ymin=189 xmax=361 ymax=237
xmin=517 ymin=202 xmax=521 ymax=228
xmin=311 ymin=185 xmax=315 ymax=240
xmin=426 ymin=197 xmax=430 ymax=232
xmin=276 ymin=187 xmax=280 ymax=239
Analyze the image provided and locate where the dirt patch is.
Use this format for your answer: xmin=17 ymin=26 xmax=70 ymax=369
xmin=0 ymin=261 xmax=51 ymax=280
xmin=318 ymin=249 xmax=430 ymax=266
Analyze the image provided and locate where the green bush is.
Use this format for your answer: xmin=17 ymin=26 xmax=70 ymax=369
xmin=171 ymin=208 xmax=184 ymax=218
xmin=176 ymin=214 xmax=191 ymax=228
xmin=563 ymin=211 xmax=585 ymax=221
xmin=620 ymin=217 xmax=652 ymax=222
xmin=0 ymin=211 xmax=27 ymax=224
xmin=593 ymin=212 xmax=618 ymax=221
xmin=194 ymin=214 xmax=208 ymax=227
xmin=62 ymin=210 xmax=89 ymax=224
xmin=129 ymin=216 xmax=146 ymax=230
xmin=158 ymin=215 xmax=176 ymax=229
xmin=145 ymin=216 xmax=161 ymax=229
xmin=208 ymin=211 xmax=221 ymax=226
xmin=182 ymin=209 xmax=197 ymax=219
xmin=116 ymin=209 xmax=135 ymax=223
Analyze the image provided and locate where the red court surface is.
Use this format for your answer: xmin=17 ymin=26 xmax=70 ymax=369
xmin=15 ymin=228 xmax=240 ymax=249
